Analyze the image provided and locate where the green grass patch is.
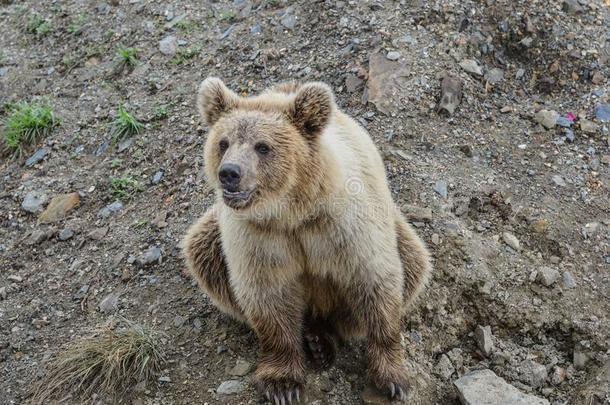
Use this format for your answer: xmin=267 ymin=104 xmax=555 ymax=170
xmin=2 ymin=102 xmax=59 ymax=156
xmin=110 ymin=175 xmax=144 ymax=200
xmin=112 ymin=105 xmax=144 ymax=140
xmin=67 ymin=15 xmax=88 ymax=35
xmin=218 ymin=9 xmax=237 ymax=21
xmin=153 ymin=105 xmax=170 ymax=120
xmin=170 ymin=46 xmax=201 ymax=65
xmin=26 ymin=14 xmax=52 ymax=36
xmin=117 ymin=46 xmax=139 ymax=67
xmin=30 ymin=319 xmax=166 ymax=403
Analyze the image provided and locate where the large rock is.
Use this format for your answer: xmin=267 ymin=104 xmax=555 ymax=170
xmin=366 ymin=52 xmax=411 ymax=115
xmin=454 ymin=369 xmax=549 ymax=405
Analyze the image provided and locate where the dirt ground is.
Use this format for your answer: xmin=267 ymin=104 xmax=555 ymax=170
xmin=1 ymin=0 xmax=609 ymax=404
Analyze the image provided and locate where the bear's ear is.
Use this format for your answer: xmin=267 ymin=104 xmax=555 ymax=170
xmin=289 ymin=82 xmax=334 ymax=139
xmin=197 ymin=77 xmax=239 ymax=126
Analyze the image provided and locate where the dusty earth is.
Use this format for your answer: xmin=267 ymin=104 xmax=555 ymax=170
xmin=1 ymin=0 xmax=609 ymax=404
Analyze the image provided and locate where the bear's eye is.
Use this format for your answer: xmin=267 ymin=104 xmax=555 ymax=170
xmin=219 ymin=139 xmax=229 ymax=152
xmin=255 ymin=142 xmax=270 ymax=155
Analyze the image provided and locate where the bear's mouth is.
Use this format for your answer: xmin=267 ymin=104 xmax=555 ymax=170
xmin=222 ymin=189 xmax=255 ymax=209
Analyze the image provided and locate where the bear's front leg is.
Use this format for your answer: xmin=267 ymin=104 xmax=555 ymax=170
xmin=362 ymin=278 xmax=410 ymax=402
xmin=246 ymin=280 xmax=306 ymax=404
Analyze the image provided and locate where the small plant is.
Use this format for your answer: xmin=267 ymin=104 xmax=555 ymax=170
xmin=218 ymin=9 xmax=237 ymax=21
xmin=153 ymin=105 xmax=169 ymax=120
xmin=67 ymin=15 xmax=87 ymax=35
xmin=110 ymin=175 xmax=143 ymax=200
xmin=110 ymin=158 xmax=123 ymax=168
xmin=170 ymin=47 xmax=201 ymax=65
xmin=2 ymin=102 xmax=59 ymax=156
xmin=30 ymin=319 xmax=166 ymax=403
xmin=112 ymin=105 xmax=144 ymax=140
xmin=117 ymin=46 xmax=139 ymax=67
xmin=26 ymin=14 xmax=52 ymax=36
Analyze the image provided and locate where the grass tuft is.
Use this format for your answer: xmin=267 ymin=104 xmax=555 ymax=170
xmin=170 ymin=47 xmax=201 ymax=65
xmin=26 ymin=14 xmax=52 ymax=36
xmin=67 ymin=15 xmax=88 ymax=35
xmin=117 ymin=46 xmax=139 ymax=67
xmin=2 ymin=102 xmax=59 ymax=157
xmin=112 ymin=105 xmax=144 ymax=140
xmin=110 ymin=175 xmax=144 ymax=200
xmin=218 ymin=9 xmax=237 ymax=21
xmin=30 ymin=319 xmax=166 ymax=403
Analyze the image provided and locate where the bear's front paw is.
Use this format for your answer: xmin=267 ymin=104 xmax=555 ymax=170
xmin=255 ymin=377 xmax=303 ymax=405
xmin=370 ymin=367 xmax=410 ymax=402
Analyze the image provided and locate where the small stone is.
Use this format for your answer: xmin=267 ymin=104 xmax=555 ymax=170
xmin=579 ymin=119 xmax=598 ymax=134
xmin=594 ymin=104 xmax=610 ymax=122
xmin=280 ymin=14 xmax=296 ymax=30
xmin=98 ymin=293 xmax=119 ymax=313
xmin=485 ymin=68 xmax=504 ymax=84
xmin=38 ymin=193 xmax=80 ymax=223
xmin=98 ymin=201 xmax=123 ymax=218
xmin=151 ymin=211 xmax=168 ymax=228
xmin=8 ymin=275 xmax=23 ymax=283
xmin=217 ymin=380 xmax=245 ymax=395
xmin=27 ymin=230 xmax=49 ymax=245
xmin=25 ymin=148 xmax=49 ymax=167
xmin=386 ymin=51 xmax=400 ymax=61
xmin=362 ymin=383 xmax=391 ymax=405
xmin=158 ymin=376 xmax=171 ymax=383
xmin=437 ymin=75 xmax=462 ymax=116
xmin=138 ymin=246 xmax=162 ymax=266
xmin=117 ymin=137 xmax=133 ymax=153
xmin=433 ymin=180 xmax=448 ymax=198
xmin=459 ymin=59 xmax=483 ymax=76
xmin=431 ymin=234 xmax=440 ymax=245
xmin=22 ymin=191 xmax=48 ymax=214
xmin=0 ymin=287 xmax=6 ymax=300
xmin=88 ymin=226 xmax=108 ymax=240
xmin=565 ymin=129 xmax=575 ymax=142
xmin=173 ymin=315 xmax=186 ymax=328
xmin=58 ymin=229 xmax=74 ymax=241
xmin=519 ymin=360 xmax=548 ymax=388
xmin=562 ymin=0 xmax=584 ymax=14
xmin=556 ymin=116 xmax=572 ymax=127
xmin=434 ymin=354 xmax=455 ymax=380
xmin=551 ymin=367 xmax=566 ymax=385
xmin=552 ymin=175 xmax=566 ymax=187
xmin=563 ymin=271 xmax=576 ymax=289
xmin=455 ymin=369 xmax=550 ymax=405
xmin=229 ymin=360 xmax=252 ymax=376
xmin=538 ymin=266 xmax=560 ymax=287
xmin=534 ymin=109 xmax=559 ymax=129
xmin=515 ymin=68 xmax=525 ymax=79
xmin=475 ymin=325 xmax=494 ymax=357
xmin=152 ymin=169 xmax=165 ymax=185
xmin=502 ymin=232 xmax=520 ymax=251
xmin=159 ymin=36 xmax=178 ymax=55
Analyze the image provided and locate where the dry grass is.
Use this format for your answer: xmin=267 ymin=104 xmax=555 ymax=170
xmin=30 ymin=319 xmax=166 ymax=404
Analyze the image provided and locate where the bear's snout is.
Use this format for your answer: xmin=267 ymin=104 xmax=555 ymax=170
xmin=218 ymin=163 xmax=242 ymax=190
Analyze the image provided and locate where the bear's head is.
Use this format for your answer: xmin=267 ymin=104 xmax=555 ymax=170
xmin=197 ymin=78 xmax=334 ymax=213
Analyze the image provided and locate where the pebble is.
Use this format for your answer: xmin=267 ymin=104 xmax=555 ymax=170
xmin=562 ymin=0 xmax=584 ymax=14
xmin=88 ymin=226 xmax=108 ymax=240
xmin=433 ymin=180 xmax=448 ymax=198
xmin=250 ymin=24 xmax=262 ymax=34
xmin=21 ymin=191 xmax=48 ymax=214
xmin=27 ymin=230 xmax=50 ymax=245
xmin=579 ymin=119 xmax=598 ymax=134
xmin=565 ymin=129 xmax=575 ymax=142
xmin=216 ymin=380 xmax=245 ymax=395
xmin=280 ymin=14 xmax=296 ymax=30
xmin=551 ymin=366 xmax=566 ymax=385
xmin=138 ymin=246 xmax=162 ymax=266
xmin=474 ymin=325 xmax=494 ymax=357
xmin=7 ymin=275 xmax=23 ymax=283
xmin=98 ymin=293 xmax=119 ymax=313
xmin=434 ymin=354 xmax=455 ymax=380
xmin=98 ymin=201 xmax=123 ymax=218
xmin=519 ymin=360 xmax=548 ymax=388
xmin=385 ymin=51 xmax=400 ymax=61
xmin=25 ymin=148 xmax=49 ymax=167
xmin=502 ymin=232 xmax=520 ymax=251
xmin=537 ymin=266 xmax=560 ymax=287
xmin=159 ymin=36 xmax=178 ymax=56
xmin=229 ymin=359 xmax=251 ymax=376
xmin=485 ymin=68 xmax=504 ymax=84
xmin=594 ymin=103 xmax=610 ymax=122
xmin=556 ymin=116 xmax=572 ymax=127
xmin=152 ymin=169 xmax=165 ymax=185
xmin=431 ymin=233 xmax=440 ymax=245
xmin=437 ymin=74 xmax=462 ymax=115
xmin=573 ymin=343 xmax=588 ymax=369
xmin=38 ymin=193 xmax=80 ymax=223
xmin=58 ymin=229 xmax=74 ymax=241
xmin=459 ymin=59 xmax=483 ymax=76
xmin=0 ymin=286 xmax=6 ymax=300
xmin=534 ymin=109 xmax=558 ymax=129
xmin=515 ymin=68 xmax=525 ymax=79
xmin=454 ymin=369 xmax=550 ymax=405
xmin=552 ymin=175 xmax=566 ymax=187
xmin=563 ymin=271 xmax=576 ymax=289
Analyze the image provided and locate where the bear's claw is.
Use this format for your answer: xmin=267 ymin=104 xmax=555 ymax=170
xmin=257 ymin=378 xmax=302 ymax=405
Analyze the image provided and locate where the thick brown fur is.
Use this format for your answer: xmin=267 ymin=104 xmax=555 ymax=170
xmin=182 ymin=78 xmax=432 ymax=404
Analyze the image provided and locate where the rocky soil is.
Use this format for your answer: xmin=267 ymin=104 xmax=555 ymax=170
xmin=1 ymin=0 xmax=609 ymax=404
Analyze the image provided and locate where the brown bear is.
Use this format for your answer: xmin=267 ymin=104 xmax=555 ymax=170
xmin=182 ymin=78 xmax=431 ymax=404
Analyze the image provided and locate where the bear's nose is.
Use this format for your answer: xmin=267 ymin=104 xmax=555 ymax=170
xmin=218 ymin=163 xmax=242 ymax=189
